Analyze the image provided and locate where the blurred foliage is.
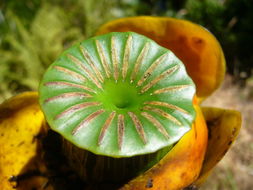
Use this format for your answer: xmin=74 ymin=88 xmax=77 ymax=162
xmin=0 ymin=0 xmax=118 ymax=101
xmin=0 ymin=0 xmax=252 ymax=102
xmin=184 ymin=0 xmax=253 ymax=86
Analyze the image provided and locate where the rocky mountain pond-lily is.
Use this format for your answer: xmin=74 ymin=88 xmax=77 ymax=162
xmin=0 ymin=16 xmax=241 ymax=190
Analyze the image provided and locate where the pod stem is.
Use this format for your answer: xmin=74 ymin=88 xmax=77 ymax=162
xmin=62 ymin=137 xmax=172 ymax=183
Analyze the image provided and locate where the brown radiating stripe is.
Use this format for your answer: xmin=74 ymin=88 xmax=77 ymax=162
xmin=141 ymin=112 xmax=170 ymax=139
xmin=128 ymin=112 xmax=147 ymax=144
xmin=117 ymin=114 xmax=125 ymax=150
xmin=45 ymin=92 xmax=92 ymax=103
xmin=72 ymin=109 xmax=105 ymax=135
xmin=143 ymin=106 xmax=182 ymax=126
xmin=122 ymin=35 xmax=132 ymax=81
xmin=144 ymin=101 xmax=189 ymax=115
xmin=44 ymin=81 xmax=96 ymax=93
xmin=98 ymin=111 xmax=116 ymax=145
xmin=53 ymin=66 xmax=87 ymax=82
xmin=111 ymin=36 xmax=119 ymax=81
xmin=95 ymin=40 xmax=111 ymax=78
xmin=141 ymin=65 xmax=179 ymax=94
xmin=79 ymin=45 xmax=104 ymax=83
xmin=151 ymin=85 xmax=190 ymax=95
xmin=67 ymin=54 xmax=102 ymax=89
xmin=55 ymin=102 xmax=101 ymax=120
xmin=137 ymin=53 xmax=168 ymax=86
xmin=130 ymin=42 xmax=150 ymax=83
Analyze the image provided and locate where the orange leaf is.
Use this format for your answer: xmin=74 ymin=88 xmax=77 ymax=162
xmin=120 ymin=105 xmax=208 ymax=190
xmin=97 ymin=16 xmax=226 ymax=100
xmin=194 ymin=107 xmax=241 ymax=186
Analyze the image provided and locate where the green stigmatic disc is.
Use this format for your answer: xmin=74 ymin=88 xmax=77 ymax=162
xmin=39 ymin=32 xmax=196 ymax=158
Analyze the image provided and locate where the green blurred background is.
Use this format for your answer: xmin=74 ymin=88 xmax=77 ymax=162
xmin=0 ymin=0 xmax=253 ymax=102
xmin=0 ymin=0 xmax=253 ymax=189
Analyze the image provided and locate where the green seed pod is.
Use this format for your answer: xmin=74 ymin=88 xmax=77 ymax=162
xmin=39 ymin=32 xmax=196 ymax=184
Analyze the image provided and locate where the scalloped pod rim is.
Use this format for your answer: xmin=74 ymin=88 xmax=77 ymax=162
xmin=39 ymin=31 xmax=196 ymax=158
xmin=96 ymin=16 xmax=226 ymax=101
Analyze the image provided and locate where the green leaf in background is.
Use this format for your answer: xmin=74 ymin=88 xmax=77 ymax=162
xmin=0 ymin=0 xmax=119 ymax=103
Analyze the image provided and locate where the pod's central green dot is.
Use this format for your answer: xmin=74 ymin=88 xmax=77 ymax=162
xmin=95 ymin=80 xmax=146 ymax=112
xmin=114 ymin=98 xmax=130 ymax=109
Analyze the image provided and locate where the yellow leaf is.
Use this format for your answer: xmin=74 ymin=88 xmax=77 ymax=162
xmin=0 ymin=92 xmax=51 ymax=190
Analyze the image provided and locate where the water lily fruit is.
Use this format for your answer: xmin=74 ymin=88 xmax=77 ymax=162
xmin=0 ymin=16 xmax=242 ymax=190
xmin=38 ymin=32 xmax=199 ymax=185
